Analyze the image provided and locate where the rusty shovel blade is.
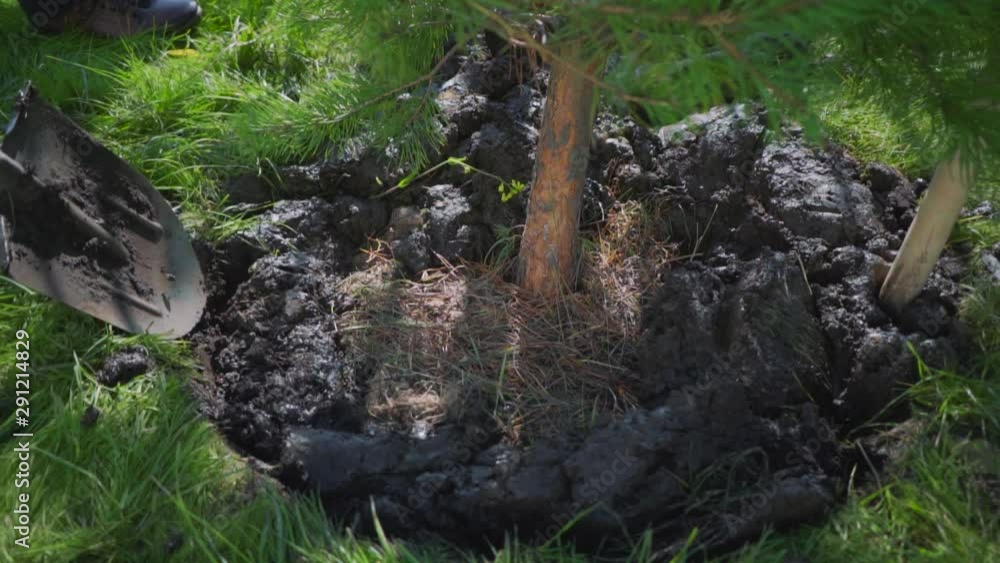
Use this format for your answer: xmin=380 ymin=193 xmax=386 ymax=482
xmin=0 ymin=84 xmax=205 ymax=338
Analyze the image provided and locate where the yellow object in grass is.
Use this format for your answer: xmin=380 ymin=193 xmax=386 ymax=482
xmin=166 ymin=49 xmax=199 ymax=58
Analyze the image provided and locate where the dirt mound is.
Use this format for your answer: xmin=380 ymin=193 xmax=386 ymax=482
xmin=195 ymin=199 xmax=372 ymax=460
xmin=192 ymin=49 xmax=970 ymax=556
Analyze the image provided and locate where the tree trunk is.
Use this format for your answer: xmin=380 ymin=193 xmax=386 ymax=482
xmin=879 ymin=150 xmax=971 ymax=311
xmin=517 ymin=50 xmax=598 ymax=297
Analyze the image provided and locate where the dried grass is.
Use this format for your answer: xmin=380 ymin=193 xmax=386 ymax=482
xmin=339 ymin=201 xmax=676 ymax=442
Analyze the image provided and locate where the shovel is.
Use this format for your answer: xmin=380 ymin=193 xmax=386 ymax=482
xmin=0 ymin=83 xmax=205 ymax=338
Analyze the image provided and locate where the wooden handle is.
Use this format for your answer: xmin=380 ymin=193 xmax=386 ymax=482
xmin=879 ymin=150 xmax=971 ymax=311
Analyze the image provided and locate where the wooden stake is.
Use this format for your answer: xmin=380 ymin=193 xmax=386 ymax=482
xmin=879 ymin=150 xmax=971 ymax=311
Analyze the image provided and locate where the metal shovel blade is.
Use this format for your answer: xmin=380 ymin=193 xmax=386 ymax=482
xmin=0 ymin=85 xmax=205 ymax=338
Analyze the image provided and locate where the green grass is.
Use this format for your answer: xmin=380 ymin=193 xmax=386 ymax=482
xmin=0 ymin=3 xmax=998 ymax=561
xmin=812 ymin=80 xmax=1000 ymax=200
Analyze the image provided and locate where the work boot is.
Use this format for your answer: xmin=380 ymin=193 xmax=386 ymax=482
xmin=81 ymin=0 xmax=202 ymax=37
xmin=20 ymin=0 xmax=202 ymax=37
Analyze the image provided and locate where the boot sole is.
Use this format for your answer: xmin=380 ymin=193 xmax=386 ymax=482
xmin=168 ymin=5 xmax=202 ymax=34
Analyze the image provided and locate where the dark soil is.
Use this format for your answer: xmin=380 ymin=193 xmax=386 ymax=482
xmin=80 ymin=405 xmax=101 ymax=428
xmin=97 ymin=345 xmax=154 ymax=387
xmin=193 ymin=47 xmax=971 ymax=557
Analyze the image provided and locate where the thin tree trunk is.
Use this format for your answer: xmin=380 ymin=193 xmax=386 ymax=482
xmin=517 ymin=50 xmax=598 ymax=297
xmin=879 ymin=150 xmax=971 ymax=311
